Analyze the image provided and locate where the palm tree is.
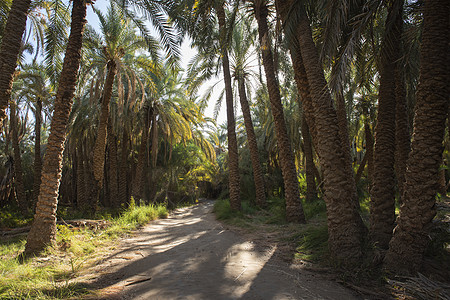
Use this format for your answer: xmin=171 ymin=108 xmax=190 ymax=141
xmin=25 ymin=0 xmax=88 ymax=255
xmin=369 ymin=0 xmax=404 ymax=250
xmin=384 ymin=0 xmax=449 ymax=275
xmin=252 ymin=0 xmax=305 ymax=222
xmin=0 ymin=0 xmax=32 ymax=129
xmin=275 ymin=0 xmax=363 ymax=263
xmin=82 ymin=4 xmax=159 ymax=208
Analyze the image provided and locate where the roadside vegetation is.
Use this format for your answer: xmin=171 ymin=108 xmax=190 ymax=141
xmin=0 ymin=200 xmax=168 ymax=299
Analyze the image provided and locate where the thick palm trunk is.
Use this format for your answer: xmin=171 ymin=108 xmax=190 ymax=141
xmin=0 ymin=0 xmax=32 ymax=129
xmin=92 ymin=60 xmax=117 ymax=207
xmin=10 ymin=100 xmax=27 ymax=213
xmin=276 ymin=1 xmax=363 ymax=262
xmin=369 ymin=0 xmax=403 ymax=250
xmin=336 ymin=91 xmax=353 ymax=169
xmin=25 ymin=0 xmax=87 ymax=255
xmin=301 ymin=117 xmax=316 ymax=202
xmin=131 ymin=105 xmax=151 ymax=202
xmin=118 ymin=128 xmax=129 ymax=205
xmin=32 ymin=98 xmax=42 ymax=207
xmin=384 ymin=0 xmax=449 ymax=274
xmin=107 ymin=119 xmax=119 ymax=207
xmin=255 ymin=1 xmax=305 ymax=223
xmin=237 ymin=77 xmax=266 ymax=207
xmin=216 ymin=4 xmax=240 ymax=211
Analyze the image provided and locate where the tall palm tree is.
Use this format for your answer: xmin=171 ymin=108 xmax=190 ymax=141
xmin=369 ymin=0 xmax=404 ymax=250
xmin=384 ymin=0 xmax=449 ymax=275
xmin=275 ymin=0 xmax=363 ymax=263
xmin=25 ymin=0 xmax=88 ymax=255
xmin=82 ymin=4 xmax=158 ymax=207
xmin=252 ymin=0 xmax=305 ymax=223
xmin=0 ymin=0 xmax=32 ymax=129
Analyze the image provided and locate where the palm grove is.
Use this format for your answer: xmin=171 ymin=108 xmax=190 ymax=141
xmin=0 ymin=0 xmax=448 ymax=277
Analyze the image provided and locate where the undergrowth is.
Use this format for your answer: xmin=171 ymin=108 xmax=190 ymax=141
xmin=0 ymin=200 xmax=168 ymax=299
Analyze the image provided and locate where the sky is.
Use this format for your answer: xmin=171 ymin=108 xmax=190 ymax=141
xmin=86 ymin=0 xmax=228 ymax=126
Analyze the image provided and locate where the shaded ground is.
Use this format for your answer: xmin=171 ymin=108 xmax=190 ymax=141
xmin=81 ymin=200 xmax=360 ymax=299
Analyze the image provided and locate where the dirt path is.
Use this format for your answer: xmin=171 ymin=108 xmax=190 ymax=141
xmin=85 ymin=201 xmax=360 ymax=299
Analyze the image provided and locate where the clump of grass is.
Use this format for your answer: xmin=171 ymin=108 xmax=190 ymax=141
xmin=0 ymin=201 xmax=168 ymax=299
xmin=302 ymin=199 xmax=327 ymax=220
xmin=294 ymin=224 xmax=329 ymax=262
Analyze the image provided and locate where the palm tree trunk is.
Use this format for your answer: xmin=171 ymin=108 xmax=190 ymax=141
xmin=394 ymin=40 xmax=410 ymax=204
xmin=131 ymin=105 xmax=151 ymax=202
xmin=384 ymin=0 xmax=449 ymax=274
xmin=76 ymin=145 xmax=87 ymax=209
xmin=25 ymin=0 xmax=87 ymax=255
xmin=118 ymin=128 xmax=129 ymax=205
xmin=216 ymin=3 xmax=241 ymax=211
xmin=355 ymin=151 xmax=368 ymax=185
xmin=92 ymin=60 xmax=117 ymax=207
xmin=369 ymin=0 xmax=403 ymax=250
xmin=255 ymin=1 xmax=305 ymax=223
xmin=364 ymin=118 xmax=374 ymax=183
xmin=278 ymin=1 xmax=363 ymax=262
xmin=10 ymin=100 xmax=27 ymax=213
xmin=107 ymin=119 xmax=119 ymax=207
xmin=335 ymin=91 xmax=353 ymax=169
xmin=0 ymin=0 xmax=31 ymax=129
xmin=301 ymin=117 xmax=317 ymax=202
xmin=32 ymin=97 xmax=42 ymax=208
xmin=237 ymin=77 xmax=266 ymax=207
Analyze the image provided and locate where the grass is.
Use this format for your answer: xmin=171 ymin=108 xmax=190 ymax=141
xmin=213 ymin=197 xmax=330 ymax=263
xmin=0 ymin=201 xmax=168 ymax=299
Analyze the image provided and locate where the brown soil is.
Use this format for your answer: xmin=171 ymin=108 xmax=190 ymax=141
xmin=81 ymin=200 xmax=362 ymax=299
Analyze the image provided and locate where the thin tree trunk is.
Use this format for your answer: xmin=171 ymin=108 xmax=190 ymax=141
xmin=394 ymin=35 xmax=411 ymax=204
xmin=92 ymin=60 xmax=117 ymax=207
xmin=237 ymin=77 xmax=266 ymax=207
xmin=384 ymin=0 xmax=449 ymax=274
xmin=301 ymin=116 xmax=317 ymax=202
xmin=10 ymin=100 xmax=27 ymax=213
xmin=355 ymin=151 xmax=368 ymax=185
xmin=364 ymin=118 xmax=374 ymax=183
xmin=25 ymin=0 xmax=87 ymax=255
xmin=107 ymin=119 xmax=119 ymax=207
xmin=277 ymin=1 xmax=363 ymax=262
xmin=216 ymin=3 xmax=241 ymax=211
xmin=118 ymin=128 xmax=129 ymax=206
xmin=0 ymin=0 xmax=32 ymax=129
xmin=369 ymin=0 xmax=403 ymax=250
xmin=32 ymin=97 xmax=42 ymax=208
xmin=131 ymin=105 xmax=151 ymax=202
xmin=76 ymin=145 xmax=87 ymax=209
xmin=255 ymin=1 xmax=305 ymax=223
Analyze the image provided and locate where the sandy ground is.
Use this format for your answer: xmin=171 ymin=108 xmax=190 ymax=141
xmin=84 ymin=201 xmax=361 ymax=300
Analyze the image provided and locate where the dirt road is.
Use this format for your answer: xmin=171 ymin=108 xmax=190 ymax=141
xmin=87 ymin=201 xmax=359 ymax=299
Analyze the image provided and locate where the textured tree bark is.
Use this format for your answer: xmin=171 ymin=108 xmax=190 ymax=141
xmin=237 ymin=77 xmax=266 ymax=207
xmin=107 ymin=119 xmax=119 ymax=207
xmin=364 ymin=119 xmax=374 ymax=183
xmin=301 ymin=117 xmax=317 ymax=202
xmin=92 ymin=60 xmax=117 ymax=207
xmin=76 ymin=145 xmax=87 ymax=209
xmin=355 ymin=152 xmax=368 ymax=185
xmin=216 ymin=3 xmax=241 ymax=211
xmin=25 ymin=0 xmax=87 ymax=255
xmin=276 ymin=0 xmax=363 ymax=262
xmin=0 ymin=0 xmax=32 ymax=129
xmin=384 ymin=0 xmax=449 ymax=274
xmin=394 ymin=50 xmax=410 ymax=204
xmin=32 ymin=98 xmax=42 ymax=208
xmin=255 ymin=1 xmax=305 ymax=223
xmin=370 ymin=0 xmax=403 ymax=250
xmin=118 ymin=128 xmax=129 ymax=206
xmin=131 ymin=105 xmax=151 ymax=202
xmin=10 ymin=100 xmax=27 ymax=214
